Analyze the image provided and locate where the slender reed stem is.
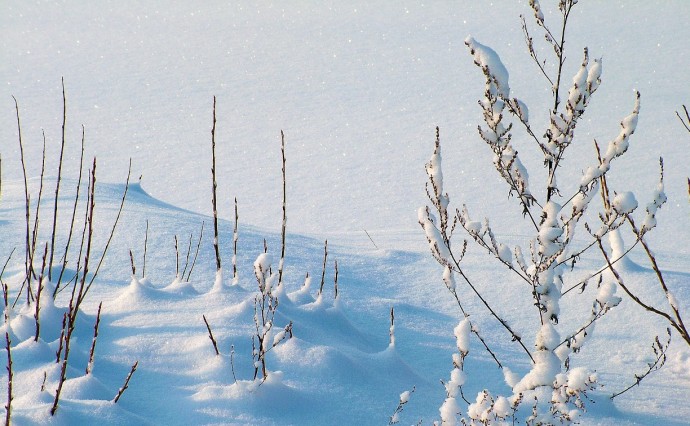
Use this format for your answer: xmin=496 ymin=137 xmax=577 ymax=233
xmin=202 ymin=315 xmax=220 ymax=356
xmin=82 ymin=159 xmax=131 ymax=301
xmin=34 ymin=243 xmax=48 ymax=342
xmin=278 ymin=131 xmax=287 ymax=288
xmin=143 ymin=220 xmax=149 ymax=278
xmin=113 ymin=361 xmax=138 ymax=403
xmin=86 ymin=302 xmax=102 ymax=374
xmin=181 ymin=233 xmax=193 ymax=279
xmin=55 ymin=125 xmax=85 ymax=297
xmin=186 ymin=222 xmax=204 ymax=282
xmin=210 ymin=97 xmax=221 ymax=271
xmin=319 ymin=240 xmax=328 ymax=295
xmin=12 ymin=96 xmax=34 ymax=297
xmin=232 ymin=199 xmax=238 ymax=283
xmin=48 ymin=78 xmax=68 ymax=281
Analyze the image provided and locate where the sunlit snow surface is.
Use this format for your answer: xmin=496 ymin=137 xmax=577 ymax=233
xmin=1 ymin=1 xmax=689 ymax=424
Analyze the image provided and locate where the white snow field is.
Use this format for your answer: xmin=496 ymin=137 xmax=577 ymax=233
xmin=1 ymin=1 xmax=689 ymax=425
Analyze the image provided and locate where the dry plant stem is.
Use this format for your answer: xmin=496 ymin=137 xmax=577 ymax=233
xmin=611 ymin=329 xmax=671 ymax=399
xmin=233 ymin=199 xmax=238 ymax=282
xmin=113 ymin=361 xmax=138 ymax=403
xmin=202 ymin=315 xmax=220 ymax=355
xmin=86 ymin=301 xmax=102 ymax=374
xmin=186 ymin=221 xmax=204 ymax=282
xmin=55 ymin=312 xmax=67 ymax=363
xmin=27 ymin=132 xmax=48 ymax=302
xmin=181 ymin=233 xmax=193 ymax=279
xmin=319 ymin=240 xmax=328 ymax=295
xmin=676 ymin=104 xmax=690 ymax=133
xmin=210 ymin=96 xmax=221 ymax=271
xmin=74 ymin=160 xmax=98 ymax=313
xmin=594 ymin=140 xmax=611 ymax=218
xmin=626 ymin=216 xmax=690 ymax=345
xmin=0 ymin=251 xmax=14 ymax=295
xmin=596 ymin=238 xmax=686 ymax=342
xmin=12 ymin=96 xmax=35 ymax=294
xmin=389 ymin=306 xmax=395 ymax=346
xmin=520 ymin=15 xmax=554 ymax=87
xmin=4 ymin=329 xmax=12 ymax=426
xmin=48 ymin=78 xmax=68 ymax=281
xmin=55 ymin=125 xmax=85 ymax=297
xmin=278 ymin=131 xmax=287 ymax=288
xmin=551 ymin=3 xmax=574 ymax=113
xmin=51 ymin=313 xmax=72 ymax=414
xmin=143 ymin=219 xmax=149 ymax=278
xmin=363 ymin=229 xmax=379 ymax=249
xmin=66 ymin=170 xmax=92 ymax=304
xmin=2 ymin=274 xmax=12 ymax=426
xmin=451 ymin=252 xmax=532 ymax=363
xmin=555 ymin=305 xmax=606 ymax=350
xmin=71 ymin=159 xmax=97 ymax=318
xmin=79 ymin=159 xmax=130 ymax=303
xmin=174 ymin=235 xmax=180 ymax=277
xmin=561 ymin=233 xmax=641 ymax=296
xmin=389 ymin=386 xmax=416 ymax=425
xmin=334 ymin=260 xmax=339 ymax=299
xmin=34 ymin=243 xmax=48 ymax=342
xmin=230 ymin=345 xmax=237 ymax=384
xmin=129 ymin=250 xmax=136 ymax=276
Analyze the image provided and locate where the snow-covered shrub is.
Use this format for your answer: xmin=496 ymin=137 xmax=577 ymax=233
xmin=251 ymin=250 xmax=293 ymax=381
xmin=420 ymin=0 xmax=689 ymax=424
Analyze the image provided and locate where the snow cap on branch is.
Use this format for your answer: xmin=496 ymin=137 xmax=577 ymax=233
xmin=465 ymin=36 xmax=511 ymax=98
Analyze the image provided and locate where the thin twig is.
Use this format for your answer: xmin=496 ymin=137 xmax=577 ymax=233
xmin=86 ymin=301 xmax=102 ymax=374
xmin=174 ymin=235 xmax=180 ymax=278
xmin=48 ymin=77 xmax=68 ymax=281
xmin=233 ymin=199 xmax=238 ymax=283
xmin=129 ymin=250 xmax=136 ymax=276
xmin=363 ymin=229 xmax=379 ymax=250
xmin=186 ymin=221 xmax=204 ymax=282
xmin=210 ymin=96 xmax=221 ymax=271
xmin=318 ymin=240 xmax=328 ymax=295
xmin=113 ymin=361 xmax=139 ymax=403
xmin=34 ymin=243 xmax=48 ymax=342
xmin=4 ymin=326 xmax=12 ymax=426
xmin=230 ymin=344 xmax=237 ymax=384
xmin=143 ymin=220 xmax=149 ymax=278
xmin=13 ymin=96 xmax=35 ymax=299
xmin=334 ymin=260 xmax=339 ymax=300
xmin=27 ymin=131 xmax=48 ymax=303
xmin=55 ymin=125 xmax=85 ymax=297
xmin=611 ymin=329 xmax=671 ymax=399
xmin=55 ymin=312 xmax=67 ymax=363
xmin=2 ymin=268 xmax=12 ymax=426
xmin=82 ymin=158 xmax=132 ymax=301
xmin=676 ymin=105 xmax=690 ymax=133
xmin=202 ymin=315 xmax=220 ymax=356
xmin=181 ymin=233 xmax=193 ymax=279
xmin=278 ymin=131 xmax=287 ymax=288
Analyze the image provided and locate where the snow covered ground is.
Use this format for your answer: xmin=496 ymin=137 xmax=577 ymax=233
xmin=1 ymin=1 xmax=689 ymax=424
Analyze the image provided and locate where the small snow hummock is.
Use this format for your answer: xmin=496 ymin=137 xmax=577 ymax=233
xmin=210 ymin=268 xmax=224 ymax=293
